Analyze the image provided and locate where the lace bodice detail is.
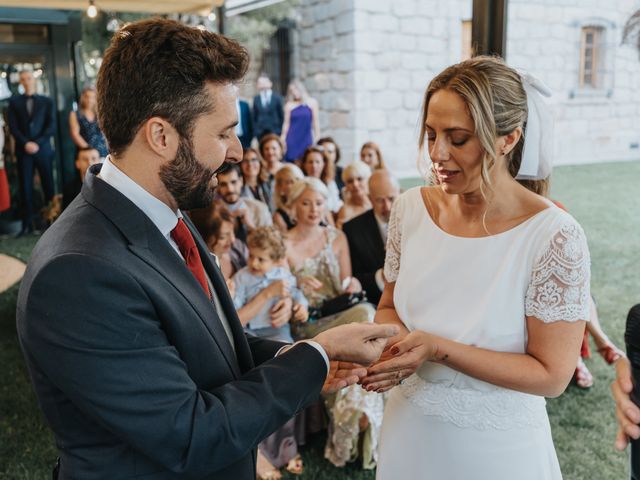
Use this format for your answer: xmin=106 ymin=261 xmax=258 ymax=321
xmin=525 ymin=222 xmax=591 ymax=322
xmin=383 ymin=198 xmax=401 ymax=282
xmin=398 ymin=375 xmax=547 ymax=430
xmin=292 ymin=226 xmax=342 ymax=308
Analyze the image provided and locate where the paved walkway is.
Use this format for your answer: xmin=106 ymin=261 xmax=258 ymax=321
xmin=0 ymin=253 xmax=26 ymax=293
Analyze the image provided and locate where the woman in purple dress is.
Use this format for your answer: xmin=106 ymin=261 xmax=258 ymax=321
xmin=281 ymin=79 xmax=319 ymax=163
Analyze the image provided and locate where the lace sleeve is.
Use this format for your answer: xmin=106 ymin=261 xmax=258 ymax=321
xmin=383 ymin=197 xmax=402 ymax=282
xmin=525 ymin=221 xmax=591 ymax=323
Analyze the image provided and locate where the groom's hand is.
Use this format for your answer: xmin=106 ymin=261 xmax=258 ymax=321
xmin=322 ymin=361 xmax=368 ymax=394
xmin=313 ymin=322 xmax=399 ymax=366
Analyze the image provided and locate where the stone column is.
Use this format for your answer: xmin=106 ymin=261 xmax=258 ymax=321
xmin=296 ymin=0 xmax=472 ymax=178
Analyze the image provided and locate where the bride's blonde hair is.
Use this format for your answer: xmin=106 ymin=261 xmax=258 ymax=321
xmin=417 ymin=56 xmax=528 ymax=194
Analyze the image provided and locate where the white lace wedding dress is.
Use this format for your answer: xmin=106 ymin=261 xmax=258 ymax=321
xmin=376 ymin=187 xmax=591 ymax=480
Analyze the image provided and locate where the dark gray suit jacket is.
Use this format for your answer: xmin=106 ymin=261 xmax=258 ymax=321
xmin=7 ymin=93 xmax=56 ymax=159
xmin=252 ymin=92 xmax=284 ymax=139
xmin=342 ymin=209 xmax=385 ymax=306
xmin=16 ymin=165 xmax=326 ymax=479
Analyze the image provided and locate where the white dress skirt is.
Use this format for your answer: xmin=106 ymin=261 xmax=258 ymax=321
xmin=376 ymin=187 xmax=591 ymax=480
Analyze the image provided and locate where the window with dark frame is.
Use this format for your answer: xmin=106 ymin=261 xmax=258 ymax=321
xmin=580 ymin=26 xmax=603 ymax=88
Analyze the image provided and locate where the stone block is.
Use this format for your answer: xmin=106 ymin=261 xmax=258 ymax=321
xmin=354 ymin=52 xmax=375 ymax=69
xmin=334 ymin=53 xmax=356 ymax=73
xmin=361 ymin=70 xmax=387 ymax=90
xmin=402 ymin=52 xmax=428 ymax=70
xmin=375 ymin=52 xmax=402 ymax=70
xmin=389 ymin=33 xmax=419 ymax=51
xmin=313 ymin=72 xmax=331 ymax=91
xmin=411 ymin=71 xmax=430 ymax=90
xmin=329 ymin=111 xmax=351 ymax=128
xmin=394 ymin=74 xmax=411 ymax=90
xmin=353 ymin=0 xmax=390 ymax=14
xmin=355 ymin=90 xmax=372 ymax=108
xmin=335 ymin=11 xmax=355 ymax=35
xmin=370 ymin=13 xmax=400 ymax=32
xmin=373 ymin=90 xmax=403 ymax=110
xmin=404 ymin=91 xmax=423 ymax=110
xmin=392 ymin=0 xmax=419 ymax=17
xmin=356 ymin=32 xmax=384 ymax=53
xmin=417 ymin=36 xmax=446 ymax=54
xmin=300 ymin=28 xmax=314 ymax=47
xmin=335 ymin=32 xmax=355 ymax=53
xmin=312 ymin=22 xmax=333 ymax=41
xmin=366 ymin=108 xmax=387 ymax=129
xmin=400 ymin=17 xmax=425 ymax=35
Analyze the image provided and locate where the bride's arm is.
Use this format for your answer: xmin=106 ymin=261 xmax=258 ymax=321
xmin=363 ymin=317 xmax=584 ymax=397
xmin=374 ymin=281 xmax=409 ymax=342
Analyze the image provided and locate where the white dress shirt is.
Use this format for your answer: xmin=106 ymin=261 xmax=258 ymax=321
xmin=98 ymin=158 xmax=329 ymax=370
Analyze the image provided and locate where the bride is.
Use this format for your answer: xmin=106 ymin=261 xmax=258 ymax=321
xmin=362 ymin=56 xmax=591 ymax=479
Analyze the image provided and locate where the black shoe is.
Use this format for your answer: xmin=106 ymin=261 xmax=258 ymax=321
xmin=15 ymin=225 xmax=34 ymax=238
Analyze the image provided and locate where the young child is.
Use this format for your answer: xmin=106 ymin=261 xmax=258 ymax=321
xmin=231 ymin=226 xmax=309 ymax=478
xmin=232 ymin=226 xmax=308 ymax=343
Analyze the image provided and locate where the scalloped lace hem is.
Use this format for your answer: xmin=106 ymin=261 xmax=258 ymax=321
xmin=398 ymin=374 xmax=548 ymax=430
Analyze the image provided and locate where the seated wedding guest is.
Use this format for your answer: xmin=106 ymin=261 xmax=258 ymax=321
xmin=259 ymin=133 xmax=285 ymax=180
xmin=190 ymin=205 xmax=248 ymax=280
xmin=363 ymin=56 xmax=590 ymax=480
xmin=300 ymin=145 xmax=342 ymax=215
xmin=68 ymin=86 xmax=108 ymax=159
xmin=273 ymin=163 xmax=305 ymax=232
xmin=240 ymin=147 xmax=272 ymax=208
xmin=611 ymin=304 xmax=640 ymax=451
xmin=318 ymin=136 xmax=344 ymax=195
xmin=360 ymin=141 xmax=386 ymax=171
xmin=62 ymin=147 xmax=100 ymax=211
xmin=233 ymin=226 xmax=309 ymax=480
xmin=343 ymin=169 xmax=399 ymax=306
xmin=284 ymin=177 xmax=384 ymax=469
xmin=217 ymin=163 xmax=272 ymax=243
xmin=336 ymin=161 xmax=372 ymax=228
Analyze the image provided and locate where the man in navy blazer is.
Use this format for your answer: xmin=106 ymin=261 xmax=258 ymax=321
xmin=8 ymin=70 xmax=56 ymax=234
xmin=252 ymin=75 xmax=284 ymax=140
xmin=16 ymin=19 xmax=396 ymax=480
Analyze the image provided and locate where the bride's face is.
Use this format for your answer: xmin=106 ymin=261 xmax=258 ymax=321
xmin=425 ymin=89 xmax=485 ymax=195
xmin=294 ymin=187 xmax=326 ymax=226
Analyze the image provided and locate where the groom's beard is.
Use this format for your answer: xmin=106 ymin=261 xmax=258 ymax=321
xmin=159 ymin=137 xmax=217 ymax=211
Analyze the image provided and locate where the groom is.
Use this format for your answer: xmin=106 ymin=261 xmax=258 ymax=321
xmin=16 ymin=19 xmax=397 ymax=480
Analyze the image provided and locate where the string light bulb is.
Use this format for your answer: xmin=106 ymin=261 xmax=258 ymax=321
xmin=87 ymin=0 xmax=98 ymax=19
xmin=208 ymin=10 xmax=216 ymax=22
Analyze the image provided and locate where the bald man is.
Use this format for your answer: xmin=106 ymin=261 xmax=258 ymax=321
xmin=343 ymin=169 xmax=400 ymax=305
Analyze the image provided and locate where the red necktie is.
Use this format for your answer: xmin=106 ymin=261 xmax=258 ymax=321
xmin=171 ymin=218 xmax=211 ymax=299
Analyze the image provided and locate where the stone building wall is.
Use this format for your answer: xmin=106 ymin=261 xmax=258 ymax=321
xmin=508 ymin=0 xmax=640 ymax=166
xmin=296 ymin=0 xmax=472 ymax=177
xmin=295 ymin=0 xmax=640 ymax=178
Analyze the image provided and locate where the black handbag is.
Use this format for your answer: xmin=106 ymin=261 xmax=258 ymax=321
xmin=308 ymin=291 xmax=368 ymax=321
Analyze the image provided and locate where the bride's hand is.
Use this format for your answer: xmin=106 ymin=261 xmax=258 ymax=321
xmin=360 ymin=330 xmax=437 ymax=393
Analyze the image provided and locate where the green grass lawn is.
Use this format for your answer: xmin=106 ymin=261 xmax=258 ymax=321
xmin=1 ymin=161 xmax=638 ymax=479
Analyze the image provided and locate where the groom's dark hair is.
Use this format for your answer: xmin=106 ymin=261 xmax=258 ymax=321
xmin=97 ymin=18 xmax=249 ymax=157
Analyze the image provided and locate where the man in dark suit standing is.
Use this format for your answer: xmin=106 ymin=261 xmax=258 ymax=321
xmin=237 ymin=98 xmax=253 ymax=148
xmin=16 ymin=19 xmax=396 ymax=480
xmin=343 ymin=169 xmax=400 ymax=306
xmin=252 ymin=74 xmax=284 ymax=140
xmin=8 ymin=70 xmax=56 ymax=235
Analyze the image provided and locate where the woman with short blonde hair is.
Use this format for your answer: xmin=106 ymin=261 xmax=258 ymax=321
xmin=335 ymin=161 xmax=372 ymax=228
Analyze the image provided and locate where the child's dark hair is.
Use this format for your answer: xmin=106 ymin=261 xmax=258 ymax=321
xmin=246 ymin=226 xmax=286 ymax=261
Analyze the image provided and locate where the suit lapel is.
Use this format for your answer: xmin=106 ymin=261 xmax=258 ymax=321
xmin=82 ymin=168 xmax=242 ymax=378
xmin=365 ymin=210 xmax=385 ymax=257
